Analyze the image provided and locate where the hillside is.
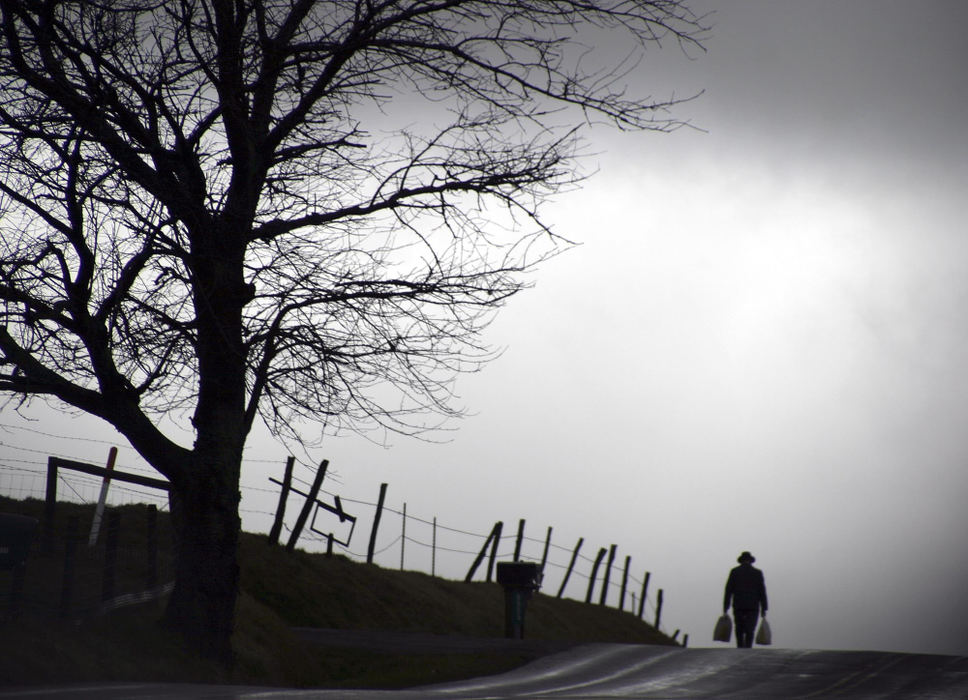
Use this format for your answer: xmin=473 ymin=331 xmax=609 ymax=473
xmin=0 ymin=497 xmax=677 ymax=688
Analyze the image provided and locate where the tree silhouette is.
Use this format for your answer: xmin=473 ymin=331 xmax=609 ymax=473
xmin=0 ymin=0 xmax=704 ymax=660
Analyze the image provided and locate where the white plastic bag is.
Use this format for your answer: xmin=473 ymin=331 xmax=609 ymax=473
xmin=755 ymin=618 xmax=772 ymax=646
xmin=713 ymin=614 xmax=732 ymax=642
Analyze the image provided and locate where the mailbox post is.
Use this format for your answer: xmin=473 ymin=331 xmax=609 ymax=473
xmin=496 ymin=561 xmax=542 ymax=639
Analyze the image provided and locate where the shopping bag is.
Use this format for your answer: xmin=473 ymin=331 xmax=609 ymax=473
xmin=713 ymin=614 xmax=732 ymax=642
xmin=755 ymin=618 xmax=772 ymax=646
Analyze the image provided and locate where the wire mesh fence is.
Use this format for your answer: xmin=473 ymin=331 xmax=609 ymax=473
xmin=0 ymin=424 xmax=673 ymax=637
xmin=0 ymin=497 xmax=175 ymax=621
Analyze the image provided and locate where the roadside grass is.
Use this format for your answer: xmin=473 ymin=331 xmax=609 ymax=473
xmin=0 ymin=496 xmax=676 ymax=688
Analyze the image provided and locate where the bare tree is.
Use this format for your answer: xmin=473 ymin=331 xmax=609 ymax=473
xmin=0 ymin=0 xmax=704 ymax=660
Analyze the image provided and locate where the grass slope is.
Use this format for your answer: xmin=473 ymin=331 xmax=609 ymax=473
xmin=0 ymin=497 xmax=676 ymax=688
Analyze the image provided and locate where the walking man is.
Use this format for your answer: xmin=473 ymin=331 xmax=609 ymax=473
xmin=723 ymin=551 xmax=768 ymax=648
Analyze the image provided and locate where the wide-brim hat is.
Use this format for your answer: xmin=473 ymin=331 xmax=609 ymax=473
xmin=737 ymin=551 xmax=755 ymax=563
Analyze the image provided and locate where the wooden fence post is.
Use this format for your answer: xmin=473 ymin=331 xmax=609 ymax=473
xmin=44 ymin=457 xmax=58 ymax=554
xmin=557 ymin=537 xmax=583 ymax=598
xmin=367 ymin=483 xmax=388 ymax=564
xmin=59 ymin=515 xmax=79 ymax=619
xmin=513 ymin=519 xmax=525 ymax=561
xmin=400 ymin=503 xmax=407 ymax=571
xmin=599 ymin=544 xmax=617 ymax=606
xmin=102 ymin=510 xmax=120 ymax=603
xmin=286 ymin=459 xmax=328 ymax=552
xmin=465 ymin=521 xmax=502 ymax=582
xmin=465 ymin=525 xmax=490 ymax=582
xmin=638 ymin=571 xmax=651 ymax=619
xmin=654 ymin=588 xmax=664 ymax=630
xmin=540 ymin=526 xmax=552 ymax=572
xmin=146 ymin=504 xmax=158 ymax=590
xmin=88 ymin=447 xmax=118 ymax=547
xmin=619 ymin=555 xmax=631 ymax=612
xmin=431 ymin=517 xmax=437 ymax=577
xmin=486 ymin=521 xmax=503 ymax=582
xmin=268 ymin=456 xmax=295 ymax=546
xmin=585 ymin=547 xmax=607 ymax=604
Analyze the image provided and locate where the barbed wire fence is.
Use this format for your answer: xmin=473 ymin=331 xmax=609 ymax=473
xmin=0 ymin=420 xmax=681 ymax=643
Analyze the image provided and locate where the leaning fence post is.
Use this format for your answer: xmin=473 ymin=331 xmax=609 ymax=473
xmin=88 ymin=447 xmax=118 ymax=547
xmin=599 ymin=544 xmax=617 ymax=606
xmin=540 ymin=526 xmax=553 ymax=572
xmin=557 ymin=537 xmax=583 ymax=598
xmin=367 ymin=483 xmax=388 ymax=564
xmin=619 ymin=555 xmax=631 ymax=612
xmin=466 ymin=521 xmax=502 ymax=582
xmin=654 ymin=588 xmax=664 ymax=630
xmin=485 ymin=521 xmax=503 ymax=582
xmin=585 ymin=547 xmax=607 ymax=604
xmin=268 ymin=456 xmax=295 ymax=546
xmin=286 ymin=459 xmax=328 ymax=552
xmin=682 ymin=633 xmax=689 ymax=648
xmin=59 ymin=515 xmax=79 ymax=619
xmin=513 ymin=519 xmax=525 ymax=561
xmin=638 ymin=571 xmax=651 ymax=619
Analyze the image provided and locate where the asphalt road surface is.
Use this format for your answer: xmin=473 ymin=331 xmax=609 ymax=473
xmin=3 ymin=644 xmax=967 ymax=699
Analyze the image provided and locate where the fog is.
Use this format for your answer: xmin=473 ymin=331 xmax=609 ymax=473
xmin=3 ymin=0 xmax=967 ymax=656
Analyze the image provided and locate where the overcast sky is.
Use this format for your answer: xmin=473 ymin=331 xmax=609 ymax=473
xmin=3 ymin=0 xmax=968 ymax=656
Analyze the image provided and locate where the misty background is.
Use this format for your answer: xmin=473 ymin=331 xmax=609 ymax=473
xmin=2 ymin=1 xmax=967 ymax=656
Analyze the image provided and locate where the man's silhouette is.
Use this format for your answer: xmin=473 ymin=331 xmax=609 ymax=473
xmin=723 ymin=551 xmax=768 ymax=648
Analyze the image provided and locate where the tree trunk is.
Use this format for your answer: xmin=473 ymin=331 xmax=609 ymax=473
xmin=164 ymin=462 xmax=241 ymax=664
xmin=162 ymin=231 xmax=249 ymax=664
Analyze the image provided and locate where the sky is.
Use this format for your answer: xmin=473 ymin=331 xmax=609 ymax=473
xmin=3 ymin=0 xmax=968 ymax=656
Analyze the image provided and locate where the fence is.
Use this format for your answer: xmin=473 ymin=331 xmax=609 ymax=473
xmin=257 ymin=462 xmax=677 ymax=639
xmin=0 ymin=423 xmax=687 ymax=645
xmin=0 ymin=497 xmax=175 ymax=621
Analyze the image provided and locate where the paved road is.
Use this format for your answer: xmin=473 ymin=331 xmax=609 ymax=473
xmin=293 ymin=627 xmax=580 ymax=655
xmin=3 ymin=644 xmax=967 ymax=699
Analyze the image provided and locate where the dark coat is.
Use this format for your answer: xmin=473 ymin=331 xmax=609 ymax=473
xmin=724 ymin=563 xmax=768 ymax=613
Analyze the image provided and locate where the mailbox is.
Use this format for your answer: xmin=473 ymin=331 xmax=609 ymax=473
xmin=496 ymin=561 xmax=541 ymax=589
xmin=496 ymin=561 xmax=542 ymax=639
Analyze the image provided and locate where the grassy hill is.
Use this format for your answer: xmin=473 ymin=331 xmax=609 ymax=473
xmin=0 ymin=497 xmax=677 ymax=689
